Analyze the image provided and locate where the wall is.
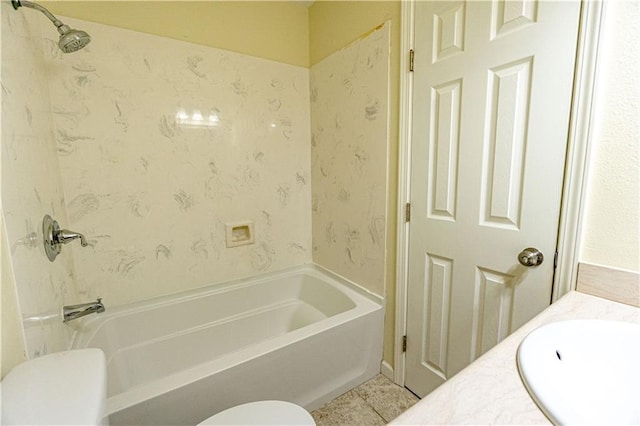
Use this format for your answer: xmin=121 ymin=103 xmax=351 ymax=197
xmin=309 ymin=0 xmax=401 ymax=370
xmin=579 ymin=0 xmax=639 ymax=273
xmin=46 ymin=17 xmax=312 ymax=307
xmin=0 ymin=3 xmax=27 ymax=379
xmin=5 ymin=0 xmax=402 ymax=374
xmin=44 ymin=1 xmax=310 ymax=67
xmin=310 ymin=23 xmax=390 ymax=297
xmin=1 ymin=216 xmax=27 ymax=377
xmin=1 ymin=2 xmax=79 ymax=362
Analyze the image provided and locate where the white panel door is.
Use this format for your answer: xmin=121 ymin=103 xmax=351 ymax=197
xmin=406 ymin=0 xmax=581 ymax=397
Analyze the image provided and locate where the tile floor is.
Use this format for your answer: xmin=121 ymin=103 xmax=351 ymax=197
xmin=310 ymin=375 xmax=420 ymax=425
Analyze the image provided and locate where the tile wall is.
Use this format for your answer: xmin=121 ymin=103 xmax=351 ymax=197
xmin=2 ymin=10 xmax=390 ymax=361
xmin=1 ymin=2 xmax=79 ymax=358
xmin=44 ymin=18 xmax=312 ymax=306
xmin=310 ymin=23 xmax=390 ymax=296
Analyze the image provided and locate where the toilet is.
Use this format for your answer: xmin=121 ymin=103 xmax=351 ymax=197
xmin=1 ymin=349 xmax=315 ymax=426
xmin=199 ymin=400 xmax=315 ymax=425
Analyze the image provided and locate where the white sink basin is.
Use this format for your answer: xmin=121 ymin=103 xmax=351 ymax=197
xmin=517 ymin=319 xmax=640 ymax=425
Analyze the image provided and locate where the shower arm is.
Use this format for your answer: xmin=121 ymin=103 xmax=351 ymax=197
xmin=11 ymin=0 xmax=91 ymax=53
xmin=11 ymin=0 xmax=67 ymax=33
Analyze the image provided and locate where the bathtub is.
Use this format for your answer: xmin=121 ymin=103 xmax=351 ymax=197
xmin=70 ymin=264 xmax=384 ymax=425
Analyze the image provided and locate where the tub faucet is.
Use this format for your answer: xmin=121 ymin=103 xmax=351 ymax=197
xmin=63 ymin=298 xmax=105 ymax=323
xmin=56 ymin=229 xmax=88 ymax=247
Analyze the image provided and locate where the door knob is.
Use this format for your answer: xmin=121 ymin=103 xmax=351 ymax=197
xmin=518 ymin=247 xmax=544 ymax=267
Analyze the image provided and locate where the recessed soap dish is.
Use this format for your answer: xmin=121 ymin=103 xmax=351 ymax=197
xmin=225 ymin=221 xmax=255 ymax=248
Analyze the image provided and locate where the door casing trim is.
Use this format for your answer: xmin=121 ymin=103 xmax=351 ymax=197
xmin=393 ymin=0 xmax=605 ymax=385
xmin=393 ymin=0 xmax=415 ymax=385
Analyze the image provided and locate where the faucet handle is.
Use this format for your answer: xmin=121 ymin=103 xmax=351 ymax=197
xmin=43 ymin=215 xmax=89 ymax=262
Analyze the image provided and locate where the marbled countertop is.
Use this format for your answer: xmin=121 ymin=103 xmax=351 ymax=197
xmin=390 ymin=291 xmax=640 ymax=425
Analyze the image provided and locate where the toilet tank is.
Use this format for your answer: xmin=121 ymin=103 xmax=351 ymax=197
xmin=1 ymin=348 xmax=108 ymax=425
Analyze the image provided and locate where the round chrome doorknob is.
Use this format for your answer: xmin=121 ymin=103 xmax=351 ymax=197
xmin=518 ymin=247 xmax=544 ymax=267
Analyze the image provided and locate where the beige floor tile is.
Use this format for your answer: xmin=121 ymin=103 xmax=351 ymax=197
xmin=311 ymin=390 xmax=386 ymax=426
xmin=354 ymin=374 xmax=420 ymax=422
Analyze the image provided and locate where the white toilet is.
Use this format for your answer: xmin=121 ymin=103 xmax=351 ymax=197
xmin=1 ymin=349 xmax=315 ymax=426
xmin=199 ymin=400 xmax=315 ymax=425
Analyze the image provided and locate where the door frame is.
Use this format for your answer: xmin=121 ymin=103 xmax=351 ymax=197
xmin=393 ymin=0 xmax=606 ymax=385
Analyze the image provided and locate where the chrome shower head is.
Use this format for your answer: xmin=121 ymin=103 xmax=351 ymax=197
xmin=12 ymin=0 xmax=91 ymax=53
xmin=57 ymin=25 xmax=92 ymax=53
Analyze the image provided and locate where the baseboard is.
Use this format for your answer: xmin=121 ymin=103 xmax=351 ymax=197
xmin=380 ymin=360 xmax=394 ymax=381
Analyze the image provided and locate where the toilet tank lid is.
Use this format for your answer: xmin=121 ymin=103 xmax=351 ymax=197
xmin=1 ymin=348 xmax=107 ymax=425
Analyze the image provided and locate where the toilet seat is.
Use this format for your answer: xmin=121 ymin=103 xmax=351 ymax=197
xmin=199 ymin=400 xmax=315 ymax=425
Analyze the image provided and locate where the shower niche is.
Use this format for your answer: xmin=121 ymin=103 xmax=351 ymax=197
xmin=225 ymin=221 xmax=255 ymax=248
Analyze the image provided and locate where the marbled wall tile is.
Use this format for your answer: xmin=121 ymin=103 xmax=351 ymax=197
xmin=43 ymin=17 xmax=312 ymax=307
xmin=310 ymin=23 xmax=390 ymax=296
xmin=3 ymin=8 xmax=387 ymax=362
xmin=1 ymin=2 xmax=79 ymax=358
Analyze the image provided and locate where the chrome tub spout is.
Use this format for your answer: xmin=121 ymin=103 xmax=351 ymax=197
xmin=63 ymin=297 xmax=105 ymax=323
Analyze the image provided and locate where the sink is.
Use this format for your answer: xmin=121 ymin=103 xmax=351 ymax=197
xmin=517 ymin=320 xmax=640 ymax=425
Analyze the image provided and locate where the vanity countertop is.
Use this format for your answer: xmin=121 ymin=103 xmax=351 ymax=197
xmin=390 ymin=291 xmax=640 ymax=425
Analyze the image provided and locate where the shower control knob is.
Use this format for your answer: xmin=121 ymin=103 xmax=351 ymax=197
xmin=43 ymin=215 xmax=88 ymax=262
xmin=518 ymin=247 xmax=544 ymax=267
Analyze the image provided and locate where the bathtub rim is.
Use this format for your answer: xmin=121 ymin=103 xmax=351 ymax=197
xmin=68 ymin=262 xmax=382 ymax=347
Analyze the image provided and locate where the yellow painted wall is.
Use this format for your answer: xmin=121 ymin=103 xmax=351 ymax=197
xmin=309 ymin=1 xmax=400 ymax=66
xmin=309 ymin=0 xmax=401 ymax=369
xmin=579 ymin=0 xmax=639 ymax=272
xmin=43 ymin=1 xmax=310 ymax=67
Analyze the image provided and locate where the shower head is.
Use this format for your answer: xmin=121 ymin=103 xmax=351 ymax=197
xmin=57 ymin=25 xmax=91 ymax=53
xmin=11 ymin=0 xmax=91 ymax=53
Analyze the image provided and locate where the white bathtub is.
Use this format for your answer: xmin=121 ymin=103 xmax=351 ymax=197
xmin=70 ymin=264 xmax=384 ymax=425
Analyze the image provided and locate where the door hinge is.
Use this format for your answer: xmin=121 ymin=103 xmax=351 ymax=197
xmin=405 ymin=202 xmax=411 ymax=222
xmin=553 ymin=250 xmax=558 ymax=269
xmin=409 ymin=49 xmax=415 ymax=72
xmin=402 ymin=335 xmax=407 ymax=352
